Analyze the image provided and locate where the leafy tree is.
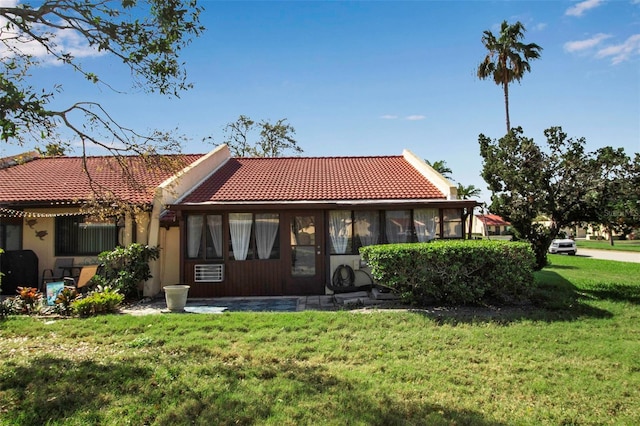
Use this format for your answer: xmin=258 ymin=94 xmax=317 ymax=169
xmin=478 ymin=126 xmax=630 ymax=269
xmin=220 ymin=115 xmax=256 ymax=157
xmin=456 ymin=183 xmax=481 ymax=200
xmin=425 ymin=159 xmax=453 ymax=180
xmin=585 ymin=148 xmax=638 ymax=244
xmin=478 ymin=20 xmax=542 ymax=133
xmin=0 ymin=0 xmax=203 ymax=156
xmin=257 ymin=118 xmax=302 ymax=158
xmin=221 ymin=115 xmax=302 ymax=157
xmin=36 ymin=143 xmax=67 ymax=157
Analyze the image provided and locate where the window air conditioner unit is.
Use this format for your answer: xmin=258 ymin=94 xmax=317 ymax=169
xmin=194 ymin=264 xmax=224 ymax=282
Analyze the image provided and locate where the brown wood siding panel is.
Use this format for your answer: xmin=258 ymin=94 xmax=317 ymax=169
xmin=227 ymin=260 xmax=284 ymax=296
xmin=182 ymin=259 xmax=284 ymax=297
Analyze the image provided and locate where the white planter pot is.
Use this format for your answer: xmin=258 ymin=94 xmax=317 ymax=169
xmin=164 ymin=285 xmax=190 ymax=312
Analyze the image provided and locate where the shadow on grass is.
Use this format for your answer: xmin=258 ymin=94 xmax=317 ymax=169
xmin=133 ymin=359 xmax=508 ymax=426
xmin=0 ymin=355 xmax=154 ymax=424
xmin=579 ymin=284 xmax=640 ymax=305
xmin=404 ymin=271 xmax=614 ymax=326
xmin=0 ymin=355 xmax=506 ymax=425
xmin=542 ymin=263 xmax=579 ymax=270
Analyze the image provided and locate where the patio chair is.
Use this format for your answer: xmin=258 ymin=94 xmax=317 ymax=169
xmin=42 ymin=258 xmax=74 ymax=288
xmin=64 ymin=265 xmax=102 ymax=293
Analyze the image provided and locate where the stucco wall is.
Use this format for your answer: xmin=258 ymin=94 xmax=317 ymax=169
xmin=20 ymin=209 xmax=148 ymax=287
xmin=134 ymin=212 xmax=150 ymax=245
xmin=22 ymin=213 xmax=56 ymax=283
xmin=159 ymin=226 xmax=181 ymax=287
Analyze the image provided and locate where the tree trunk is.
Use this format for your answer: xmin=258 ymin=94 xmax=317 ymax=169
xmin=503 ymin=82 xmax=510 ymax=133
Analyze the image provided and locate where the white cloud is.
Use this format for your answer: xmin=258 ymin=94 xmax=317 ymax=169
xmin=564 ymin=33 xmax=611 ymax=52
xmin=565 ymin=0 xmax=604 ymax=17
xmin=0 ymin=3 xmax=105 ymax=65
xmin=380 ymin=114 xmax=398 ymax=119
xmin=405 ymin=115 xmax=426 ymax=121
xmin=534 ymin=23 xmax=548 ymax=31
xmin=596 ymin=34 xmax=640 ymax=64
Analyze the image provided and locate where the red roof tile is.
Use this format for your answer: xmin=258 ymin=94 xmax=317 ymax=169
xmin=0 ymin=155 xmax=203 ymax=205
xmin=476 ymin=214 xmax=511 ymax=227
xmin=181 ymin=156 xmax=445 ymax=203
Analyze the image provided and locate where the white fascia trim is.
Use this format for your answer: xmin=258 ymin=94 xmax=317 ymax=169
xmin=177 ymin=198 xmax=465 ymax=207
xmin=165 ymin=144 xmax=232 ymax=206
xmin=402 ymin=149 xmax=458 ymax=200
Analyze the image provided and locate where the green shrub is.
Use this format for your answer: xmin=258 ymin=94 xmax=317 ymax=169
xmin=16 ymin=286 xmax=44 ymax=315
xmin=360 ymin=240 xmax=535 ymax=305
xmin=54 ymin=287 xmax=80 ymax=316
xmin=72 ymin=286 xmax=124 ymax=316
xmin=97 ymin=243 xmax=160 ymax=299
xmin=0 ymin=297 xmax=18 ymax=318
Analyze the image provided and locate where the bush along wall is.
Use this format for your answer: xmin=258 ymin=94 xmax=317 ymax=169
xmin=360 ymin=240 xmax=536 ymax=305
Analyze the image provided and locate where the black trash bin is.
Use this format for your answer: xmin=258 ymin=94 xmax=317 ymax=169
xmin=0 ymin=250 xmax=39 ymax=295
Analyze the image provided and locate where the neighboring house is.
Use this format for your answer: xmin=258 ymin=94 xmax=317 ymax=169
xmin=167 ymin=145 xmax=479 ymax=297
xmin=1 ymin=145 xmax=479 ymax=298
xmin=0 ymin=151 xmax=220 ymax=296
xmin=474 ymin=214 xmax=511 ymax=237
xmin=533 ymin=216 xmax=587 ymax=239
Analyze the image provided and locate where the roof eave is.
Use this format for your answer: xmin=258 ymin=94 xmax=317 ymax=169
xmin=168 ymin=198 xmax=480 ymax=210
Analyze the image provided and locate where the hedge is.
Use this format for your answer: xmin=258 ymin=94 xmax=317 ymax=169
xmin=360 ymin=240 xmax=535 ymax=305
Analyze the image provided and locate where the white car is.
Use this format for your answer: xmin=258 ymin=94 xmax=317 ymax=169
xmin=548 ymin=238 xmax=577 ymax=255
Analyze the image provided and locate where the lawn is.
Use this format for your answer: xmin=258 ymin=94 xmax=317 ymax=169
xmin=1 ymin=256 xmax=639 ymax=425
xmin=576 ymin=238 xmax=640 ymax=252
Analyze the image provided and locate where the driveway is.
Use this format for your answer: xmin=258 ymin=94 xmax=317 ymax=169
xmin=573 ymin=248 xmax=640 ymax=263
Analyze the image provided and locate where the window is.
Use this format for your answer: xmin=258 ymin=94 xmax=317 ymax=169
xmin=229 ymin=213 xmax=280 ymax=261
xmin=385 ymin=210 xmax=412 ymax=243
xmin=0 ymin=219 xmax=22 ymax=251
xmin=186 ymin=214 xmax=223 ymax=259
xmin=442 ymin=209 xmax=463 ymax=238
xmin=55 ymin=216 xmax=118 ymax=256
xmin=329 ymin=210 xmax=352 ymax=254
xmin=354 ymin=211 xmax=380 ymax=249
xmin=413 ymin=208 xmax=439 ymax=242
xmin=328 ymin=207 xmax=464 ymax=256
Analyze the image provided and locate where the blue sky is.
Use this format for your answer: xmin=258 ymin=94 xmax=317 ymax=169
xmin=2 ymin=0 xmax=639 ymax=203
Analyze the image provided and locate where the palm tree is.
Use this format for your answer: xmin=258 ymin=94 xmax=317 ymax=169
xmin=455 ymin=183 xmax=482 ymax=238
xmin=425 ymin=159 xmax=453 ymax=180
xmin=478 ymin=20 xmax=542 ymax=133
xmin=456 ymin=183 xmax=482 ymax=199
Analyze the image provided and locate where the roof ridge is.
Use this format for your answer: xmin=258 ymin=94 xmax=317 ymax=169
xmin=234 ymin=155 xmax=404 ymax=160
xmin=0 ymin=151 xmax=40 ymax=169
xmin=36 ymin=153 xmax=206 ymax=160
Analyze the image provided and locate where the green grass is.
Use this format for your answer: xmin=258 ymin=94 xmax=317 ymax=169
xmin=1 ymin=256 xmax=640 ymax=425
xmin=576 ymin=238 xmax=640 ymax=252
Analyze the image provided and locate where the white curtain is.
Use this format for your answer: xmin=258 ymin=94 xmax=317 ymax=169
xmin=329 ymin=210 xmax=351 ymax=254
xmin=229 ymin=213 xmax=253 ymax=260
xmin=187 ymin=215 xmax=203 ymax=258
xmin=206 ymin=215 xmax=223 ymax=257
xmin=414 ymin=209 xmax=438 ymax=242
xmin=385 ymin=210 xmax=411 ymax=243
xmin=355 ymin=211 xmax=379 ymax=247
xmin=255 ymin=213 xmax=279 ymax=259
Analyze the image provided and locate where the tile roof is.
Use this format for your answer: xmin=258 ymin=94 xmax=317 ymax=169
xmin=476 ymin=214 xmax=511 ymax=227
xmin=0 ymin=155 xmax=203 ymax=205
xmin=181 ymin=156 xmax=445 ymax=204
